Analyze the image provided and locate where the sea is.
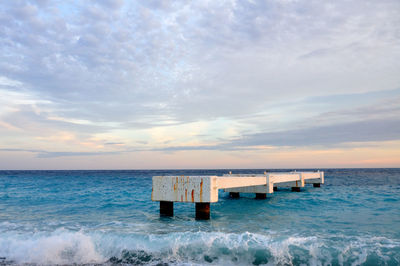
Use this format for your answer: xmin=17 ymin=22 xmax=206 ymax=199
xmin=0 ymin=169 xmax=399 ymax=265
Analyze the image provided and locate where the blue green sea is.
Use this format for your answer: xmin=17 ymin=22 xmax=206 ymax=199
xmin=0 ymin=169 xmax=400 ymax=265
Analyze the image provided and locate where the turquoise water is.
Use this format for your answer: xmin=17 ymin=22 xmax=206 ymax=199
xmin=0 ymin=169 xmax=400 ymax=265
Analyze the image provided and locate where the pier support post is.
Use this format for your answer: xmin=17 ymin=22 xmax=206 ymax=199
xmin=273 ymin=187 xmax=278 ymax=191
xmin=229 ymin=192 xmax=240 ymax=198
xmin=255 ymin=193 xmax=267 ymax=199
xmin=313 ymin=183 xmax=321 ymax=187
xmin=291 ymin=187 xmax=301 ymax=192
xmin=160 ymin=201 xmax=173 ymax=217
xmin=195 ymin=203 xmax=210 ymax=220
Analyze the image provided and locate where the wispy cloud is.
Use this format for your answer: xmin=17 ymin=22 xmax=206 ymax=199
xmin=0 ymin=0 xmax=399 ymax=168
xmin=36 ymin=151 xmax=123 ymax=158
xmin=1 ymin=0 xmax=399 ymax=126
xmin=0 ymin=148 xmax=125 ymax=158
xmin=233 ymin=118 xmax=400 ymax=147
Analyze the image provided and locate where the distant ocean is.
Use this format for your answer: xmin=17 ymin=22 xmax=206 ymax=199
xmin=0 ymin=169 xmax=399 ymax=265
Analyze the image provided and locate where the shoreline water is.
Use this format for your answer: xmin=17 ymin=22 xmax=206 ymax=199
xmin=1 ymin=169 xmax=399 ymax=265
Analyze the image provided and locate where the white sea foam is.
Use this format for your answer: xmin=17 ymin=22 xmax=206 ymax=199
xmin=0 ymin=229 xmax=399 ymax=265
xmin=0 ymin=229 xmax=104 ymax=265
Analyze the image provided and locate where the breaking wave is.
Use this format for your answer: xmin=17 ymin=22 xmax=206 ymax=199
xmin=1 ymin=228 xmax=399 ymax=265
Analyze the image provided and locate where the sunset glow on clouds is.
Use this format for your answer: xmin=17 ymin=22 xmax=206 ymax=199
xmin=0 ymin=0 xmax=399 ymax=169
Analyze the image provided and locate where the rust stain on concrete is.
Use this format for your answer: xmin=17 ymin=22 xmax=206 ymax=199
xmin=200 ymin=179 xmax=203 ymax=202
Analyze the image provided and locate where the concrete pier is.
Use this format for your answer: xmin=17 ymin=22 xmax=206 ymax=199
xmin=152 ymin=171 xmax=324 ymax=219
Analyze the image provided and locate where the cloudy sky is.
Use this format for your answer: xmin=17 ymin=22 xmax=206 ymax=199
xmin=0 ymin=0 xmax=399 ymax=169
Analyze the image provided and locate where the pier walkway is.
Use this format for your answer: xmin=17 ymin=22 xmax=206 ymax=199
xmin=152 ymin=171 xmax=324 ymax=219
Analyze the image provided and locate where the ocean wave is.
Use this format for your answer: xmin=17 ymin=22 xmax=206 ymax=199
xmin=0 ymin=229 xmax=399 ymax=265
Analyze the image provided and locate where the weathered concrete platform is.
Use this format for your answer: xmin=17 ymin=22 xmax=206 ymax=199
xmin=152 ymin=171 xmax=324 ymax=219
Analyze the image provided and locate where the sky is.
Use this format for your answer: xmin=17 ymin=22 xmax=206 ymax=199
xmin=0 ymin=0 xmax=399 ymax=170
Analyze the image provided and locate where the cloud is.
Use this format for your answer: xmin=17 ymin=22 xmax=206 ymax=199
xmin=36 ymin=151 xmax=123 ymax=158
xmin=1 ymin=105 xmax=110 ymax=134
xmin=0 ymin=0 xmax=399 ymax=167
xmin=0 ymin=0 xmax=399 ymax=126
xmin=1 ymin=115 xmax=399 ymax=158
xmin=148 ymin=116 xmax=400 ymax=151
xmin=233 ymin=118 xmax=400 ymax=147
xmin=0 ymin=148 xmax=125 ymax=158
xmin=0 ymin=148 xmax=45 ymax=153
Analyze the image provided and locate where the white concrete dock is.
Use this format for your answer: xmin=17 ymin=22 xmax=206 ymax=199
xmin=152 ymin=171 xmax=324 ymax=219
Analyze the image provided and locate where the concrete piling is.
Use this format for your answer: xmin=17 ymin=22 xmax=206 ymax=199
xmin=255 ymin=193 xmax=267 ymax=199
xmin=229 ymin=192 xmax=240 ymax=198
xmin=195 ymin=203 xmax=210 ymax=220
xmin=160 ymin=201 xmax=173 ymax=216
